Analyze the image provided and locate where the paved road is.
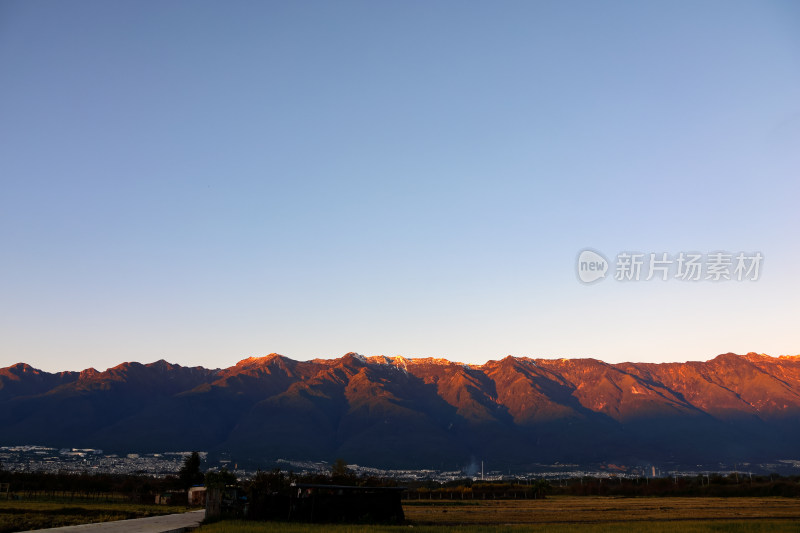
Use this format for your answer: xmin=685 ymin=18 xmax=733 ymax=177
xmin=19 ymin=510 xmax=205 ymax=533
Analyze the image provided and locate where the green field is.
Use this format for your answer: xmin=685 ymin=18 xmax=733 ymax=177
xmin=0 ymin=498 xmax=187 ymax=533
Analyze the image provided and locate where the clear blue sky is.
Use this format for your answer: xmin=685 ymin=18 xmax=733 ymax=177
xmin=1 ymin=1 xmax=799 ymax=373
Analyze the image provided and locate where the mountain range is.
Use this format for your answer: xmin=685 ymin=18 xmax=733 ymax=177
xmin=2 ymin=352 xmax=800 ymax=471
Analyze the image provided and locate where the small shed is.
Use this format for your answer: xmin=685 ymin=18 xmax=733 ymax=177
xmin=188 ymin=486 xmax=207 ymax=507
xmin=156 ymin=490 xmax=188 ymax=506
xmin=155 ymin=492 xmax=174 ymax=505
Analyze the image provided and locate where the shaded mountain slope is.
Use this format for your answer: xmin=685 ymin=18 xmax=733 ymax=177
xmin=1 ymin=352 xmax=798 ymax=469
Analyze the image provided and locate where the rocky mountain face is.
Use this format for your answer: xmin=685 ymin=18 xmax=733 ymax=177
xmin=2 ymin=352 xmax=799 ymax=470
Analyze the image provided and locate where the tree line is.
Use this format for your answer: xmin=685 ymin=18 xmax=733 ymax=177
xmin=548 ymin=473 xmax=800 ymax=497
xmin=2 ymin=455 xmax=799 ymax=500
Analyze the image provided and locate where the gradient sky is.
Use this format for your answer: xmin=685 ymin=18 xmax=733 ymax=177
xmin=2 ymin=1 xmax=799 ymax=373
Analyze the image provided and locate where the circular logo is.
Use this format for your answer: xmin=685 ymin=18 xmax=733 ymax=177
xmin=577 ymin=249 xmax=608 ymax=284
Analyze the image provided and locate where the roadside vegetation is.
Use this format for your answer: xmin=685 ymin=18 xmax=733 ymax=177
xmin=0 ymin=499 xmax=187 ymax=533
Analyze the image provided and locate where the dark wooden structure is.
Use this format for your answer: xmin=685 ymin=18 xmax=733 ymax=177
xmin=289 ymin=483 xmax=405 ymax=523
xmin=208 ymin=482 xmax=405 ymax=523
xmin=245 ymin=483 xmax=405 ymax=523
xmin=205 ymin=486 xmax=247 ymax=520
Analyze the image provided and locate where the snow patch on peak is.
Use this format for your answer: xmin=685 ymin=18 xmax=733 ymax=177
xmin=365 ymin=355 xmax=401 ymax=366
xmin=407 ymin=357 xmax=465 ymax=366
xmin=236 ymin=353 xmax=284 ymax=366
xmin=392 ymin=356 xmax=409 ymax=373
xmin=343 ymin=352 xmax=367 ymax=362
xmin=363 ymin=355 xmax=411 ymax=373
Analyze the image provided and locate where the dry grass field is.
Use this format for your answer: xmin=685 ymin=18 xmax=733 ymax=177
xmin=198 ymin=497 xmax=800 ymax=533
xmin=199 ymin=519 xmax=797 ymax=533
xmin=402 ymin=496 xmax=800 ymax=524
